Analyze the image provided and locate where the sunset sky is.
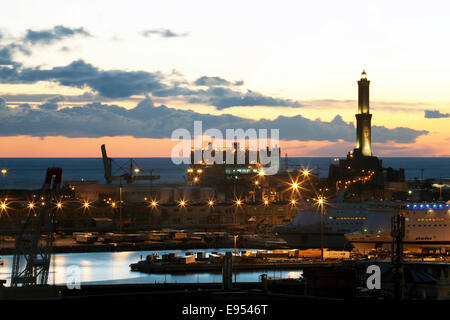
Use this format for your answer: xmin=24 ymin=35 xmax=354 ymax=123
xmin=1 ymin=0 xmax=449 ymax=157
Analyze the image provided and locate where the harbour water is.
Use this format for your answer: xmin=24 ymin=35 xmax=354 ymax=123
xmin=0 ymin=249 xmax=303 ymax=286
xmin=0 ymin=157 xmax=449 ymax=189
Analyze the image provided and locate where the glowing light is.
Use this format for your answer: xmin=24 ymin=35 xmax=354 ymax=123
xmin=264 ymin=200 xmax=269 ymax=205
xmin=28 ymin=202 xmax=34 ymax=209
xmin=187 ymin=168 xmax=194 ymax=173
xmin=0 ymin=203 xmax=6 ymax=210
xmin=134 ymin=168 xmax=140 ymax=173
xmin=315 ymin=196 xmax=326 ymax=209
xmin=151 ymin=201 xmax=158 ymax=207
xmin=56 ymin=202 xmax=62 ymax=209
xmin=83 ymin=201 xmax=90 ymax=208
xmin=292 ymin=182 xmax=299 ymax=190
xmin=290 ymin=199 xmax=296 ymax=205
xmin=302 ymin=170 xmax=310 ymax=177
xmin=258 ymin=171 xmax=265 ymax=176
xmin=193 ymin=177 xmax=199 ymax=182
xmin=111 ymin=202 xmax=116 ymax=208
xmin=235 ymin=199 xmax=242 ymax=206
xmin=255 ymin=180 xmax=259 ymax=185
xmin=1 ymin=169 xmax=6 ymax=174
xmin=197 ymin=169 xmax=203 ymax=173
xmin=179 ymin=200 xmax=186 ymax=207
xmin=208 ymin=200 xmax=214 ymax=206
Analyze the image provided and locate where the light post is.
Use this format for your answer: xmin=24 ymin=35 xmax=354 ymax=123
xmin=119 ymin=184 xmax=123 ymax=233
xmin=316 ymin=197 xmax=325 ymax=261
xmin=1 ymin=169 xmax=7 ymax=197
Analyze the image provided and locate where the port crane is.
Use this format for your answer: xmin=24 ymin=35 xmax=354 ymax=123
xmin=10 ymin=168 xmax=62 ymax=286
xmin=101 ymin=144 xmax=160 ymax=184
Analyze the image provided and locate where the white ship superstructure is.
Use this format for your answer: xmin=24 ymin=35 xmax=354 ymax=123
xmin=274 ymin=200 xmax=400 ymax=249
xmin=346 ymin=202 xmax=450 ymax=253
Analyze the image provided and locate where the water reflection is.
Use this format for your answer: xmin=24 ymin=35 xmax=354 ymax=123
xmin=0 ymin=248 xmax=303 ymax=286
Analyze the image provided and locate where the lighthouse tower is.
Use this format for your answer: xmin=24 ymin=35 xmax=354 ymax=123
xmin=327 ymin=70 xmax=406 ymax=192
xmin=355 ymin=70 xmax=372 ymax=157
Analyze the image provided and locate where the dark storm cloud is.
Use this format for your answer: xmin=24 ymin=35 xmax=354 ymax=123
xmin=0 ymin=59 xmax=169 ymax=98
xmin=0 ymin=97 xmax=6 ymax=109
xmin=424 ymin=109 xmax=450 ymax=119
xmin=194 ymin=76 xmax=244 ymax=87
xmin=189 ymin=88 xmax=303 ymax=109
xmin=0 ymin=58 xmax=303 ymax=108
xmin=0 ymin=46 xmax=15 ymax=66
xmin=0 ymin=97 xmax=428 ymax=143
xmin=24 ymin=25 xmax=91 ymax=45
xmin=0 ymin=43 xmax=29 ymax=66
xmin=38 ymin=95 xmax=65 ymax=111
xmin=140 ymin=29 xmax=189 ymax=38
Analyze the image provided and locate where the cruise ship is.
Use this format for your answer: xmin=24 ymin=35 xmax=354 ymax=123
xmin=273 ymin=195 xmax=401 ymax=250
xmin=345 ymin=202 xmax=450 ymax=254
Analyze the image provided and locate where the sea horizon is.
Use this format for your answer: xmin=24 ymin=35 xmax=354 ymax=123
xmin=1 ymin=157 xmax=449 ymax=190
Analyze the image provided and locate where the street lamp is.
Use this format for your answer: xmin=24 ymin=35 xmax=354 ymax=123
xmin=1 ymin=169 xmax=6 ymax=194
xmin=316 ymin=196 xmax=326 ymax=261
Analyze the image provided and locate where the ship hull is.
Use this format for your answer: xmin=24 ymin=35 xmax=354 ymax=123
xmin=346 ymin=236 xmax=450 ymax=254
xmin=274 ymin=229 xmax=353 ymax=250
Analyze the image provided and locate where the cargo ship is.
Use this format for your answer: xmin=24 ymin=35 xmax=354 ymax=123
xmin=273 ymin=196 xmax=401 ymax=250
xmin=345 ymin=202 xmax=450 ymax=254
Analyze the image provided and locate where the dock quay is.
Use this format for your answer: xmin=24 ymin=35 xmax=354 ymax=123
xmin=130 ymin=249 xmax=349 ymax=273
xmin=131 ymin=259 xmax=342 ymax=273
